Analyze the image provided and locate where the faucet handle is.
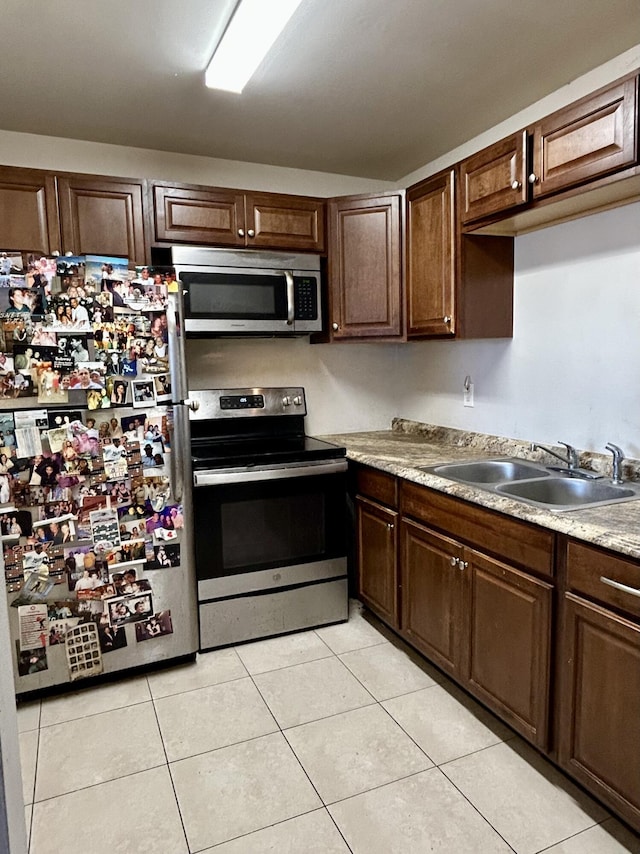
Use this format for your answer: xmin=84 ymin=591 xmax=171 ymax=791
xmin=558 ymin=441 xmax=578 ymax=469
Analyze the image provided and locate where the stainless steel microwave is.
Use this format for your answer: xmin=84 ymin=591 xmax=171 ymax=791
xmin=170 ymin=246 xmax=323 ymax=336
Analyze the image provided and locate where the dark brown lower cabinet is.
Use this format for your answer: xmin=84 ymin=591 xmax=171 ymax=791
xmin=400 ymin=519 xmax=463 ymax=676
xmin=356 ymin=496 xmax=399 ymax=629
xmin=355 ymin=469 xmax=640 ymax=829
xmin=399 ymin=518 xmax=552 ymax=745
xmin=558 ymin=593 xmax=640 ymax=831
xmin=465 ymin=549 xmax=552 ymax=748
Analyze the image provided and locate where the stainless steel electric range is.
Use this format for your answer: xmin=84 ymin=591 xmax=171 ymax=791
xmin=187 ymin=387 xmax=349 ymax=649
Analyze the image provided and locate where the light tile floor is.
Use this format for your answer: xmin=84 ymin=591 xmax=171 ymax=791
xmin=18 ymin=600 xmax=640 ymax=854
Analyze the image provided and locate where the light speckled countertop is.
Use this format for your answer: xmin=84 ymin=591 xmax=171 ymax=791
xmin=320 ymin=419 xmax=640 ymax=561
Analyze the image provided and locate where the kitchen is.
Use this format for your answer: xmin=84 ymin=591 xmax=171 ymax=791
xmin=1 ymin=1 xmax=640 ymax=852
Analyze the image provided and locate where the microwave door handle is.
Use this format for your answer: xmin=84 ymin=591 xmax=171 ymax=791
xmin=284 ymin=270 xmax=295 ymax=325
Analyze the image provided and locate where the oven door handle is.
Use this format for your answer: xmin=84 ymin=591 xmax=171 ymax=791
xmin=193 ymin=459 xmax=347 ymax=486
xmin=284 ymin=270 xmax=295 ymax=325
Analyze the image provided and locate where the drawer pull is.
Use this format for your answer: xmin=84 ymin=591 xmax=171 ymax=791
xmin=600 ymin=576 xmax=640 ymax=598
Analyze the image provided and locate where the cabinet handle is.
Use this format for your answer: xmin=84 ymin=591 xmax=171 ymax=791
xmin=387 ymin=523 xmax=394 ymax=530
xmin=238 ymin=228 xmax=245 ymax=237
xmin=600 ymin=576 xmax=640 ymax=598
xmin=528 ymin=173 xmax=539 ymax=185
xmin=247 ymin=229 xmax=255 ymax=237
xmin=332 ymin=322 xmax=339 ymax=331
xmin=449 ymin=556 xmax=458 ymax=567
xmin=511 ymin=180 xmax=522 ymax=191
xmin=443 ymin=316 xmax=451 ymax=324
xmin=459 ymin=560 xmax=468 ymax=571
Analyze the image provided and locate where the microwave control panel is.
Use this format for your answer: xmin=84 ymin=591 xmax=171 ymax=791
xmin=294 ymin=277 xmax=318 ymax=320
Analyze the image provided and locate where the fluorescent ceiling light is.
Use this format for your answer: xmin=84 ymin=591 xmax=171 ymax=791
xmin=205 ymin=0 xmax=304 ymax=93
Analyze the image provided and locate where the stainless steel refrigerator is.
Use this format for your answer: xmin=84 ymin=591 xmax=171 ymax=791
xmin=0 ymin=254 xmax=197 ymax=696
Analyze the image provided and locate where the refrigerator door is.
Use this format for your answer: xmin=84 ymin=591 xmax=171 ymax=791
xmin=2 ymin=267 xmax=198 ymax=696
xmin=7 ymin=403 xmax=198 ymax=696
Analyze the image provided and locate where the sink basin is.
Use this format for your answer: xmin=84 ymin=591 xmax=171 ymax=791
xmin=419 ymin=457 xmax=640 ymax=512
xmin=420 ymin=459 xmax=550 ymax=484
xmin=496 ymin=478 xmax=640 ymax=511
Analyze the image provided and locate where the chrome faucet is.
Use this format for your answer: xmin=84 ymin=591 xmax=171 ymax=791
xmin=605 ymin=443 xmax=625 ymax=484
xmin=531 ymin=441 xmax=579 ymax=471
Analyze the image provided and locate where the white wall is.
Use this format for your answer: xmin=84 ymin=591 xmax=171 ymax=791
xmin=0 ymin=129 xmax=391 ymax=198
xmin=396 ymin=202 xmax=640 ymax=457
xmin=186 ymin=336 xmax=405 ymax=435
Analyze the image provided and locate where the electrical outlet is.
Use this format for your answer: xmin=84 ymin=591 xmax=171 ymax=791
xmin=463 ymin=382 xmax=474 ymax=407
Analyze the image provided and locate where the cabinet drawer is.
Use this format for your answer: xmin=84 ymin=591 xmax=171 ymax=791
xmin=355 ymin=466 xmax=398 ymax=508
xmin=401 ymin=481 xmax=554 ymax=577
xmin=566 ymin=539 xmax=640 ymax=619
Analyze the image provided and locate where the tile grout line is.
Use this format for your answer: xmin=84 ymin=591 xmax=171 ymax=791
xmin=34 ymin=675 xmax=154 ymax=729
xmin=149 ymin=669 xmax=250 ymax=703
xmin=532 ymin=816 xmax=619 ymax=854
xmin=437 ymin=762 xmax=519 ymax=854
xmin=147 ymin=673 xmax=195 ymax=854
xmin=246 ymin=646 xmax=355 ymax=853
xmin=29 ymin=760 xmax=170 ymax=807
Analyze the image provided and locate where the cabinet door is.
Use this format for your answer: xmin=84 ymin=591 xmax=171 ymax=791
xmin=558 ymin=593 xmax=640 ymax=832
xmin=245 ymin=193 xmax=325 ymax=252
xmin=328 ymin=194 xmax=402 ymax=339
xmin=406 ymin=170 xmax=455 ymax=337
xmin=459 ymin=131 xmax=528 ymax=224
xmin=153 ymin=183 xmax=245 ymax=247
xmin=356 ymin=496 xmax=398 ymax=628
xmin=464 ymin=549 xmax=552 ymax=748
xmin=531 ymin=77 xmax=638 ymax=199
xmin=400 ymin=519 xmax=464 ymax=676
xmin=0 ymin=166 xmax=60 ymax=253
xmin=57 ymin=175 xmax=148 ymax=263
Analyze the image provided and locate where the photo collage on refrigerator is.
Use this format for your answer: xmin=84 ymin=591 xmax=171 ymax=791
xmin=0 ymin=252 xmax=181 ymax=680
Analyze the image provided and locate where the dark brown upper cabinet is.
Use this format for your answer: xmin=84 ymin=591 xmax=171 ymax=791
xmin=326 ymin=192 xmax=403 ymax=340
xmin=0 ymin=166 xmax=60 ymax=254
xmin=244 ymin=192 xmax=325 ymax=252
xmin=459 ymin=132 xmax=528 ymax=225
xmin=57 ymin=174 xmax=148 ymax=263
xmin=406 ymin=170 xmax=455 ymax=337
xmin=0 ymin=166 xmax=148 ymax=262
xmin=406 ymin=169 xmax=514 ymax=339
xmin=153 ymin=182 xmax=325 ymax=253
xmin=529 ymin=77 xmax=638 ymax=199
xmin=460 ymin=74 xmax=639 ymax=233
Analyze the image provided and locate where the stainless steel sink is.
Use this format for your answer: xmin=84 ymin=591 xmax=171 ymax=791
xmin=496 ymin=477 xmax=640 ymax=512
xmin=419 ymin=458 xmax=550 ymax=484
xmin=419 ymin=457 xmax=640 ymax=512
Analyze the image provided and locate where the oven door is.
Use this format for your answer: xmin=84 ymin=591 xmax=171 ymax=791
xmin=178 ymin=267 xmax=294 ymax=334
xmin=193 ymin=461 xmax=348 ymax=601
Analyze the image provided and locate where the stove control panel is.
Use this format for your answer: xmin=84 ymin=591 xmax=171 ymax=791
xmin=188 ymin=387 xmax=307 ymax=420
xmin=220 ymin=394 xmax=264 ymax=410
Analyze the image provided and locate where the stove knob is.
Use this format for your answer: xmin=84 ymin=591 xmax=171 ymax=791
xmin=282 ymin=396 xmax=292 ymax=406
xmin=293 ymin=395 xmax=303 ymax=406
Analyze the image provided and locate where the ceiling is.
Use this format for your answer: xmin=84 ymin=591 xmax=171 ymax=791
xmin=2 ymin=0 xmax=639 ymax=180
